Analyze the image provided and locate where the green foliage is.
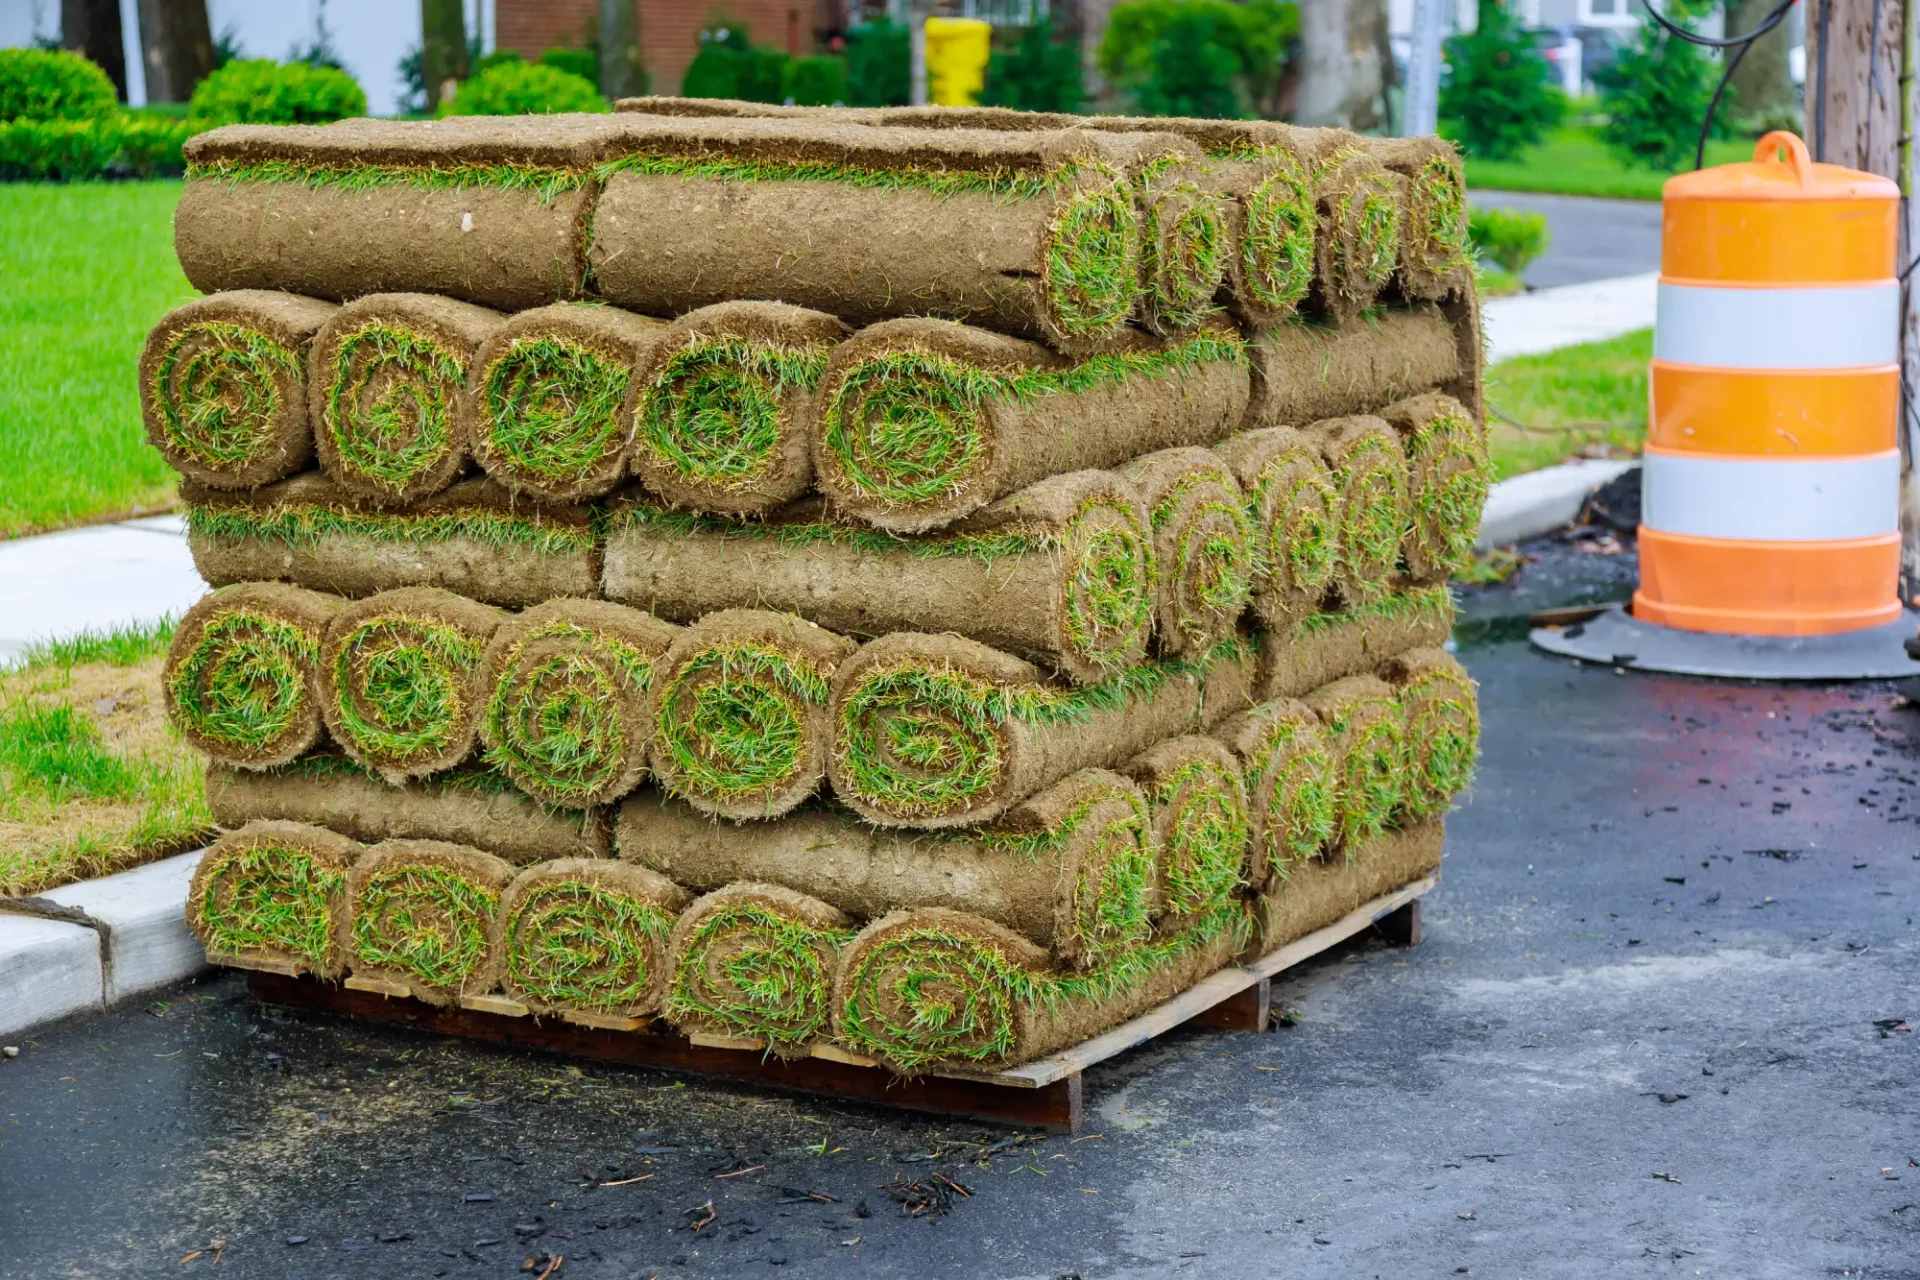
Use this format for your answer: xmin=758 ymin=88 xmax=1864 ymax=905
xmin=1468 ymin=206 xmax=1549 ymax=276
xmin=474 ymin=49 xmax=525 ymax=76
xmin=11 ymin=619 xmax=176 ymax=673
xmin=681 ymin=24 xmax=788 ymax=103
xmin=1596 ymin=11 xmax=1728 ymax=171
xmin=445 ymin=60 xmax=607 ymax=115
xmin=540 ymin=47 xmax=598 ymax=83
xmin=846 ymin=20 xmax=910 ymax=107
xmin=188 ymin=59 xmax=367 ymax=126
xmin=1099 ymin=0 xmax=1295 ymax=120
xmin=1463 ymin=123 xmax=1749 ymax=199
xmin=0 ymin=48 xmax=118 ymax=121
xmin=0 ymin=702 xmax=144 ymax=803
xmin=1439 ymin=0 xmax=1565 ymax=161
xmin=0 ymin=113 xmax=197 ymax=182
xmin=981 ymin=20 xmax=1084 ymax=114
xmin=783 ymin=55 xmax=847 ymax=107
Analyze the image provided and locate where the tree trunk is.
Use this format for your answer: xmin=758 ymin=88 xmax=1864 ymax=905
xmin=134 ymin=0 xmax=214 ymax=104
xmin=1727 ymin=0 xmax=1797 ymax=128
xmin=1296 ymin=0 xmax=1387 ymax=130
xmin=62 ymin=0 xmax=127 ymax=101
xmin=421 ymin=0 xmax=470 ymax=111
xmin=600 ymin=0 xmax=643 ymax=99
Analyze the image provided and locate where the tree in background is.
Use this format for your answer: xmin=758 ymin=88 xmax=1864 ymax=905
xmin=981 ymin=19 xmax=1084 ymax=113
xmin=61 ymin=0 xmax=126 ymax=101
xmin=846 ymin=18 xmax=909 ymax=107
xmin=1596 ymin=0 xmax=1725 ymax=170
xmin=1295 ymin=0 xmax=1387 ymax=130
xmin=1098 ymin=0 xmax=1293 ymax=119
xmin=135 ymin=0 xmax=216 ymax=102
xmin=420 ymin=0 xmax=469 ymax=111
xmin=1726 ymin=0 xmax=1796 ymax=133
xmin=1438 ymin=0 xmax=1564 ymax=160
xmin=681 ymin=24 xmax=787 ymax=103
xmin=600 ymin=0 xmax=644 ymax=100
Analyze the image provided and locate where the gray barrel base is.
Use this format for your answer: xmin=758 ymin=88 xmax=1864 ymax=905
xmin=1529 ymin=605 xmax=1920 ymax=681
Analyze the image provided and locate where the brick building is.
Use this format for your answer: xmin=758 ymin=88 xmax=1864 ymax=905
xmin=495 ymin=1 xmax=848 ymax=97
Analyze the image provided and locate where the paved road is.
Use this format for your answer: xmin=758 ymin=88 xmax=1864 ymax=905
xmin=3 ymin=546 xmax=1917 ymax=1280
xmin=1471 ymin=190 xmax=1665 ymax=289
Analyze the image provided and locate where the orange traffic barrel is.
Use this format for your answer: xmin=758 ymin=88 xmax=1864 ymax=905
xmin=1636 ymin=131 xmax=1902 ymax=636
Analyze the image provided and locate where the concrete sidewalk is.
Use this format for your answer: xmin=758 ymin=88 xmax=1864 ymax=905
xmin=1481 ymin=271 xmax=1659 ymax=363
xmin=0 ymin=514 xmax=205 ymax=662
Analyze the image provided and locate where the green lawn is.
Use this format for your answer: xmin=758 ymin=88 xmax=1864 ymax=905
xmin=1483 ymin=327 xmax=1650 ymax=480
xmin=0 ymin=181 xmax=194 ymax=538
xmin=1465 ymin=125 xmax=1751 ymax=201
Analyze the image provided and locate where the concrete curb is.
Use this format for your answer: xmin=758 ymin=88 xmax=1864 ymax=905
xmin=1478 ymin=459 xmax=1638 ymax=550
xmin=0 ymin=850 xmax=207 ymax=1039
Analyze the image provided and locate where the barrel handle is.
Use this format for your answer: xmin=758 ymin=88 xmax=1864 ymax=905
xmin=1754 ymin=131 xmax=1813 ymax=189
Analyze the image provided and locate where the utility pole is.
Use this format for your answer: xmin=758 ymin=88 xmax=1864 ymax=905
xmin=1403 ymin=0 xmax=1446 ymax=136
xmin=908 ymin=0 xmax=930 ymax=107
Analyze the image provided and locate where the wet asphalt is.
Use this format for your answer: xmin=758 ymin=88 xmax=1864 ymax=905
xmin=2 ymin=538 xmax=1916 ymax=1280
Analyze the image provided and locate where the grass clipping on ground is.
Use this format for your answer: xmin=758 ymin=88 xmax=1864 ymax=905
xmin=0 ymin=622 xmax=212 ymax=897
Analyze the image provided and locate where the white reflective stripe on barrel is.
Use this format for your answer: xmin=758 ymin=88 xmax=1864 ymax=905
xmin=1639 ymin=448 xmax=1901 ymax=541
xmin=1653 ymin=281 xmax=1899 ymax=369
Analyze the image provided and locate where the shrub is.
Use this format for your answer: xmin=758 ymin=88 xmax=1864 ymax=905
xmin=981 ymin=19 xmax=1084 ymax=113
xmin=188 ymin=59 xmax=367 ymax=127
xmin=540 ymin=47 xmax=597 ymax=84
xmin=0 ymin=48 xmax=119 ymax=121
xmin=783 ymin=55 xmax=847 ymax=107
xmin=443 ymin=61 xmax=607 ymax=115
xmin=1098 ymin=0 xmax=1293 ymax=120
xmin=0 ymin=116 xmax=196 ymax=181
xmin=1596 ymin=9 xmax=1727 ymax=170
xmin=1440 ymin=0 xmax=1565 ymax=161
xmin=681 ymin=26 xmax=788 ymax=103
xmin=1468 ymin=207 xmax=1550 ymax=275
xmin=846 ymin=21 xmax=910 ymax=107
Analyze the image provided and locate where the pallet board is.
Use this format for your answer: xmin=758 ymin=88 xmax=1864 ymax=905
xmin=241 ymin=876 xmax=1435 ymax=1132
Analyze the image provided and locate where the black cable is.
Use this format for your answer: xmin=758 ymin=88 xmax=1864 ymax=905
xmin=1816 ymin=0 xmax=1832 ymax=160
xmin=1639 ymin=0 xmax=1798 ymax=170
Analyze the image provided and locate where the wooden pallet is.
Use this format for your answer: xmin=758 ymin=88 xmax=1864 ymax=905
xmin=240 ymin=875 xmax=1434 ymax=1133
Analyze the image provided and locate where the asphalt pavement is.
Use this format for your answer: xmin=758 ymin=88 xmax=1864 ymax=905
xmin=1471 ymin=190 xmax=1665 ymax=288
xmin=3 ymin=539 xmax=1916 ymax=1280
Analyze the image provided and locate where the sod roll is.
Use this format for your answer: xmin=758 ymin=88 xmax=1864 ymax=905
xmin=1318 ymin=415 xmax=1409 ymax=609
xmin=664 ymin=883 xmax=854 ymax=1053
xmin=1244 ymin=306 xmax=1461 ymax=431
xmin=1121 ymin=736 xmax=1251 ymax=929
xmin=344 ymin=838 xmax=516 ymax=1006
xmin=467 ymin=302 xmax=665 ymax=503
xmin=318 ymin=586 xmax=504 ymax=782
xmin=1257 ymin=586 xmax=1456 ymax=701
xmin=588 ymin=117 xmax=1191 ymax=355
xmin=1381 ymin=647 xmax=1479 ymax=823
xmin=1216 ymin=427 xmax=1340 ymax=628
xmin=139 ymin=290 xmax=336 ymax=490
xmin=647 ymin=609 xmax=855 ymax=820
xmin=826 ymin=630 xmax=1257 ymax=829
xmin=1134 ymin=160 xmax=1231 ymax=336
xmin=164 ymin=582 xmax=339 ymax=769
xmin=1250 ymin=817 xmax=1443 ymax=957
xmin=1355 ymin=136 xmax=1470 ymax=302
xmin=483 ymin=859 xmax=691 ymax=1020
xmin=206 ymin=755 xmax=611 ymax=863
xmin=1304 ymin=674 xmax=1403 ymax=852
xmin=187 ymin=819 xmax=359 ymax=977
xmin=310 ymin=293 xmax=503 ymax=503
xmin=1311 ymin=147 xmax=1403 ymax=322
xmin=814 ymin=317 xmax=1249 ymax=534
xmin=176 ymin=117 xmax=608 ymax=311
xmin=627 ymin=301 xmax=848 ymax=516
xmin=1381 ymin=392 xmax=1488 ymax=584
xmin=1118 ymin=447 xmax=1254 ymax=660
xmin=602 ymin=469 xmax=1156 ymax=687
xmin=618 ymin=766 xmax=1154 ymax=969
xmin=1213 ymin=697 xmax=1337 ymax=890
xmin=479 ymin=598 xmax=683 ymax=809
xmin=183 ymin=473 xmax=601 ymax=609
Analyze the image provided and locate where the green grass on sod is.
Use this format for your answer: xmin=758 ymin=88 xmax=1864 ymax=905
xmin=1483 ymin=327 xmax=1649 ymax=481
xmin=1465 ymin=126 xmax=1751 ymax=201
xmin=0 ymin=181 xmax=194 ymax=538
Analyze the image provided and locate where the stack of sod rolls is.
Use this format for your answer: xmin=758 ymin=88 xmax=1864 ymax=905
xmin=163 ymin=106 xmax=1485 ymax=1077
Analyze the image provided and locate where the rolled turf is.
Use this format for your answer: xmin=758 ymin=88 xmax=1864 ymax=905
xmin=478 ymin=598 xmax=683 ymax=808
xmin=139 ymin=290 xmax=336 ymax=490
xmin=813 ymin=317 xmax=1248 ymax=534
xmin=1212 ymin=697 xmax=1336 ymax=890
xmin=310 ymin=292 xmax=503 ymax=503
xmin=646 ymin=609 xmax=856 ymax=820
xmin=826 ymin=629 xmax=1257 ymax=829
xmin=1257 ymin=586 xmax=1457 ymax=701
xmin=587 ymin=116 xmax=1191 ymax=354
xmin=344 ymin=838 xmax=517 ymax=1006
xmin=1216 ymin=427 xmax=1341 ymax=628
xmin=664 ymin=882 xmax=854 ymax=1052
xmin=1311 ymin=147 xmax=1403 ymax=322
xmin=182 ymin=473 xmax=602 ymax=609
xmin=483 ymin=859 xmax=691 ymax=1020
xmin=1381 ymin=647 xmax=1479 ymax=822
xmin=1243 ymin=305 xmax=1461 ymax=431
xmin=1134 ymin=160 xmax=1231 ymax=336
xmin=467 ymin=302 xmax=665 ymax=503
xmin=1317 ymin=415 xmax=1409 ymax=609
xmin=626 ymin=301 xmax=848 ymax=516
xmin=186 ymin=819 xmax=359 ymax=977
xmin=1381 ymin=392 xmax=1489 ymax=584
xmin=164 ymin=581 xmax=339 ymax=769
xmin=206 ymin=754 xmax=611 ymax=863
xmin=1304 ymin=673 xmax=1403 ymax=852
xmin=618 ymin=766 xmax=1154 ymax=969
xmin=318 ymin=586 xmax=505 ymax=783
xmin=1249 ymin=817 xmax=1443 ymax=957
xmin=176 ymin=116 xmax=609 ymax=311
xmin=602 ymin=469 xmax=1156 ymax=687
xmin=1121 ymin=736 xmax=1251 ymax=929
xmin=1355 ymin=136 xmax=1470 ymax=302
xmin=1117 ymin=446 xmax=1254 ymax=660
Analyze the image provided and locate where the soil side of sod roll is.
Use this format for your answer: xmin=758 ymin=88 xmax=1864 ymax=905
xmin=626 ymin=301 xmax=849 ymax=516
xmin=1243 ymin=305 xmax=1460 ymax=432
xmin=205 ymin=755 xmax=611 ymax=863
xmin=1121 ymin=735 xmax=1252 ymax=927
xmin=139 ymin=290 xmax=337 ymax=490
xmin=1315 ymin=415 xmax=1410 ymax=609
xmin=343 ymin=838 xmax=518 ymax=1007
xmin=1257 ymin=586 xmax=1456 ymax=701
xmin=187 ymin=819 xmax=360 ymax=978
xmin=482 ymin=859 xmax=691 ymax=1019
xmin=602 ymin=468 xmax=1156 ymax=687
xmin=478 ymin=598 xmax=683 ymax=809
xmin=1380 ymin=646 xmax=1479 ymax=822
xmin=1213 ymin=696 xmax=1337 ymax=892
xmin=1118 ymin=446 xmax=1254 ymax=660
xmin=826 ymin=629 xmax=1258 ymax=830
xmin=1247 ymin=816 xmax=1443 ymax=956
xmin=177 ymin=117 xmax=612 ymax=311
xmin=617 ymin=765 xmax=1154 ymax=970
xmin=1216 ymin=427 xmax=1341 ymax=629
xmin=183 ymin=473 xmax=602 ymax=608
xmin=814 ymin=317 xmax=1249 ymax=534
xmin=310 ymin=293 xmax=504 ymax=504
xmin=164 ymin=581 xmax=341 ymax=770
xmin=664 ymin=882 xmax=854 ymax=1053
xmin=1380 ymin=392 xmax=1489 ymax=585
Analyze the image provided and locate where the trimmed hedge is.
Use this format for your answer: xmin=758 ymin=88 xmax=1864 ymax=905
xmin=187 ymin=59 xmax=367 ymax=128
xmin=0 ymin=48 xmax=118 ymax=122
xmin=0 ymin=115 xmax=197 ymax=181
xmin=444 ymin=61 xmax=607 ymax=115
